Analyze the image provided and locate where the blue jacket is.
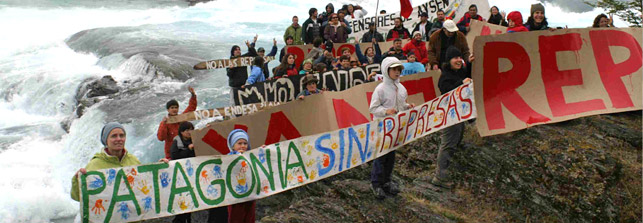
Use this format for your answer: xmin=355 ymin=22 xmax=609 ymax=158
xmin=402 ymin=62 xmax=425 ymax=76
xmin=246 ymin=65 xmax=265 ymax=85
xmin=355 ymin=43 xmax=382 ymax=65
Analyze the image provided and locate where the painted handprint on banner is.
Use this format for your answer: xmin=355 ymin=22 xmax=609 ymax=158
xmin=186 ymin=160 xmax=194 ymax=177
xmin=107 ymin=169 xmax=116 ymax=185
xmin=160 ymin=172 xmax=171 ymax=188
xmin=143 ymin=197 xmax=153 ymax=212
xmin=91 ymin=199 xmax=105 ymax=215
xmin=258 ymin=149 xmax=266 ymax=163
xmin=207 ymin=185 xmax=219 ymax=197
xmin=89 ymin=176 xmax=103 ymax=189
xmin=235 ymin=173 xmax=248 ymax=193
xmin=137 ymin=180 xmax=150 ymax=195
xmin=117 ymin=202 xmax=130 ymax=220
xmin=212 ymin=165 xmax=222 ymax=178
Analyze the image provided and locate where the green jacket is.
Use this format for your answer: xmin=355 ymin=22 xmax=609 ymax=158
xmin=284 ymin=25 xmax=304 ymax=45
xmin=71 ymin=149 xmax=141 ymax=201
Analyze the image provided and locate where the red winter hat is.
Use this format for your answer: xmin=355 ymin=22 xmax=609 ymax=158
xmin=507 ymin=11 xmax=524 ymax=25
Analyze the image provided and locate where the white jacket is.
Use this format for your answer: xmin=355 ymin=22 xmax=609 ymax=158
xmin=369 ymin=57 xmax=410 ymax=119
xmin=345 ymin=9 xmax=368 ymax=21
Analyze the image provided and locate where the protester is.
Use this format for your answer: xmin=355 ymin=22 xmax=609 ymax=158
xmin=332 ymin=10 xmax=353 ymax=34
xmin=355 ymin=39 xmax=382 ymax=65
xmin=279 ymin=36 xmax=294 ymax=64
xmin=319 ymin=3 xmax=335 ymax=24
xmin=305 ymin=37 xmax=324 ymax=60
xmin=169 ymin=121 xmax=196 ymax=223
xmin=302 ymin=8 xmax=323 ymax=44
xmin=402 ymin=31 xmax=429 ymax=64
xmin=226 ymin=129 xmax=256 ymax=223
xmin=369 ymin=57 xmax=414 ymax=199
xmin=336 ymin=55 xmax=352 ymax=70
xmin=324 ymin=13 xmax=350 ymax=43
xmin=361 ymin=22 xmax=385 ymax=43
xmin=487 ymin=6 xmax=508 ymax=26
xmin=299 ymin=59 xmax=314 ymax=75
xmin=457 ymin=4 xmax=485 ymax=34
xmin=245 ymin=56 xmax=265 ymax=85
xmin=592 ymin=14 xmax=615 ymax=28
xmin=428 ymin=20 xmax=470 ymax=71
xmin=386 ymin=17 xmax=411 ymax=41
xmin=402 ymin=52 xmax=425 ymax=76
xmin=431 ymin=46 xmax=473 ymax=189
xmin=429 ymin=9 xmax=446 ymax=35
xmin=226 ymin=42 xmax=257 ymax=104
xmin=345 ymin=4 xmax=368 ymax=20
xmin=384 ymin=38 xmax=407 ymax=60
xmin=157 ymin=87 xmax=197 ymax=159
xmin=524 ymin=3 xmax=550 ymax=31
xmin=71 ymin=122 xmax=169 ymax=201
xmin=284 ymin=16 xmax=304 ymax=45
xmin=251 ymin=38 xmax=277 ymax=79
xmin=297 ymin=74 xmax=323 ymax=99
xmin=274 ymin=53 xmax=298 ymax=77
xmin=314 ymin=48 xmax=336 ymax=71
xmin=314 ymin=62 xmax=327 ymax=74
xmin=412 ymin=12 xmax=433 ymax=41
xmin=339 ymin=47 xmax=352 ymax=58
xmin=507 ymin=11 xmax=529 ymax=33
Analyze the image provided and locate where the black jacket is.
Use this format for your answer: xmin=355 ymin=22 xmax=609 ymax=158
xmin=226 ymin=47 xmax=257 ymax=88
xmin=438 ymin=62 xmax=471 ymax=94
xmin=302 ymin=18 xmax=323 ymax=44
xmin=488 ymin=14 xmax=508 ymax=26
xmin=170 ymin=135 xmax=195 ymax=160
xmin=412 ymin=21 xmax=433 ymax=41
xmin=361 ymin=31 xmax=385 ymax=43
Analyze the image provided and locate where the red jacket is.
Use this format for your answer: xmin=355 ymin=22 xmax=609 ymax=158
xmin=457 ymin=13 xmax=484 ymax=27
xmin=228 ymin=201 xmax=255 ymax=223
xmin=506 ymin=11 xmax=529 ymax=33
xmin=157 ymin=94 xmax=197 ymax=159
xmin=402 ymin=39 xmax=429 ymax=64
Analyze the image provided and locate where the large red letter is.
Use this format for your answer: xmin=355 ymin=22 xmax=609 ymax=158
xmin=202 ymin=130 xmax=231 ymax=154
xmin=332 ymin=99 xmax=370 ymax=128
xmin=401 ymin=76 xmax=437 ymax=102
xmin=483 ymin=42 xmax=550 ymax=130
xmin=264 ymin=112 xmax=302 ymax=145
xmin=590 ymin=30 xmax=643 ymax=108
xmin=539 ymin=33 xmax=606 ymax=117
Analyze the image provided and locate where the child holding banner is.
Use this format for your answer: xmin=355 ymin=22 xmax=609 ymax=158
xmin=432 ymin=46 xmax=473 ymax=189
xmin=158 ymin=87 xmax=197 ymax=159
xmin=226 ymin=129 xmax=256 ymax=223
xmin=369 ymin=57 xmax=414 ymax=199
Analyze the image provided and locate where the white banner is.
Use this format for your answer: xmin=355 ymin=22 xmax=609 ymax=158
xmin=78 ymin=83 xmax=476 ymax=222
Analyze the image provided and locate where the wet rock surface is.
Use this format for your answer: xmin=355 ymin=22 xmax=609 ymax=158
xmin=144 ymin=112 xmax=642 ymax=223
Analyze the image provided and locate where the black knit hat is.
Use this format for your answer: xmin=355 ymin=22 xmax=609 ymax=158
xmin=445 ymin=46 xmax=462 ymax=62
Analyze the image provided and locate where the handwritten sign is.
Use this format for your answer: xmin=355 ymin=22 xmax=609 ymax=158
xmin=195 ymin=71 xmax=442 ymax=155
xmin=79 ymin=83 xmax=476 ymax=223
xmin=193 ymin=56 xmax=275 ymax=70
xmin=472 ymin=28 xmax=642 ymax=136
xmin=167 ymin=102 xmax=282 ymax=124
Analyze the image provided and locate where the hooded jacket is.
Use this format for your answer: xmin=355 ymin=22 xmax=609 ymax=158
xmin=284 ymin=24 xmax=304 ymax=45
xmin=302 ymin=17 xmax=323 ymax=44
xmin=369 ymin=57 xmax=410 ymax=118
xmin=70 ymin=149 xmax=141 ymax=201
xmin=226 ymin=46 xmax=258 ymax=88
xmin=318 ymin=3 xmax=335 ymax=24
xmin=157 ymin=94 xmax=197 ymax=159
xmin=402 ymin=39 xmax=429 ymax=64
xmin=507 ymin=11 xmax=529 ymax=33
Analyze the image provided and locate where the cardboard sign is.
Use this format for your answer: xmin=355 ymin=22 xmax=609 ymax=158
xmin=347 ymin=0 xmax=490 ymax=43
xmin=285 ymin=41 xmax=399 ymax=69
xmin=166 ymin=102 xmax=282 ymax=124
xmin=194 ymin=71 xmax=442 ymax=156
xmin=465 ymin=20 xmax=507 ymax=51
xmin=193 ymin=56 xmax=275 ymax=70
xmin=79 ymin=82 xmax=476 ymax=223
xmin=231 ymin=64 xmax=381 ymax=105
xmin=472 ymin=28 xmax=642 ymax=136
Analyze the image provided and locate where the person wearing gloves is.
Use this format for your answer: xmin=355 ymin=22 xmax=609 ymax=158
xmin=431 ymin=46 xmax=473 ymax=189
xmin=71 ymin=122 xmax=169 ymax=202
xmin=369 ymin=57 xmax=415 ymax=200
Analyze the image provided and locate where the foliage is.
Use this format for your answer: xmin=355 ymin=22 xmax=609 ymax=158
xmin=585 ymin=0 xmax=642 ymax=27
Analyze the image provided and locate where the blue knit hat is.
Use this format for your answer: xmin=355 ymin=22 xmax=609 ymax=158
xmin=227 ymin=129 xmax=250 ymax=150
xmin=101 ymin=122 xmax=125 ymax=146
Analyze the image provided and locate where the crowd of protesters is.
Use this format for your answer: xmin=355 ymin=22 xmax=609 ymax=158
xmin=71 ymin=2 xmax=620 ymax=222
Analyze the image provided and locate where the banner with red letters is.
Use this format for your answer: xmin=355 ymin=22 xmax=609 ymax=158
xmin=472 ymin=28 xmax=642 ymax=136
